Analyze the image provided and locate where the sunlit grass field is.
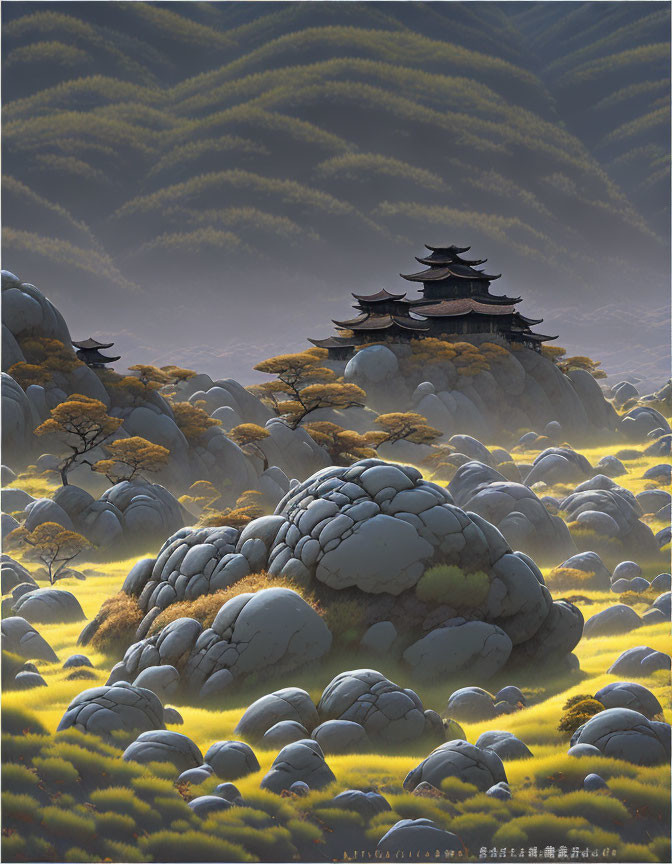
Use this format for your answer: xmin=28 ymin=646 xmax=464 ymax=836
xmin=3 ymin=434 xmax=670 ymax=861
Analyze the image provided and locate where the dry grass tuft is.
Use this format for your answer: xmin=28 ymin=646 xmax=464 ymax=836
xmin=88 ymin=592 xmax=144 ymax=655
xmin=148 ymin=572 xmax=320 ymax=635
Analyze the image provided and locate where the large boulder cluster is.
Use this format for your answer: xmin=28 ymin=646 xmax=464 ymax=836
xmin=448 ymin=461 xmax=575 ymax=562
xmin=340 ymin=343 xmax=618 ymax=440
xmin=99 ymin=459 xmax=583 ymax=687
xmin=560 ymin=482 xmax=659 ymax=556
xmin=107 ymin=588 xmax=331 ymax=700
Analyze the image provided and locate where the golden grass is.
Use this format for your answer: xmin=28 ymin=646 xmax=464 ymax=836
xmin=2 ymin=437 xmax=670 ymax=863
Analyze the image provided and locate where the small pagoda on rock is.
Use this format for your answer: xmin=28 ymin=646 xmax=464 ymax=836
xmin=309 ymin=243 xmax=556 ymax=359
xmin=72 ymin=337 xmax=120 ymax=368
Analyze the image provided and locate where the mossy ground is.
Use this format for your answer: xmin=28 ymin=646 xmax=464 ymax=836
xmin=2 ymin=438 xmax=670 ymax=861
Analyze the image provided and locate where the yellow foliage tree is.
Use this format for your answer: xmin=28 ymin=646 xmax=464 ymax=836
xmin=254 ymin=349 xmax=366 ymax=428
xmin=7 ymin=362 xmax=51 ymax=389
xmin=229 ymin=423 xmax=270 ymax=470
xmin=366 ymin=412 xmax=443 ymax=449
xmin=558 ymin=355 xmax=607 ymax=379
xmin=35 ymin=394 xmax=124 ymax=485
xmin=19 ymin=336 xmax=82 ymax=374
xmin=7 ymin=521 xmax=90 ymax=585
xmin=92 ymin=436 xmax=170 ymax=483
xmin=199 ymin=490 xmax=266 ymax=529
xmin=304 ymin=421 xmax=377 ymax=465
xmin=171 ymin=401 xmax=221 ymax=441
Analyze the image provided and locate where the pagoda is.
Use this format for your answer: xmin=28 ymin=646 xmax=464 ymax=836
xmin=309 ymin=243 xmax=556 ymax=359
xmin=72 ymin=337 xmax=120 ymax=368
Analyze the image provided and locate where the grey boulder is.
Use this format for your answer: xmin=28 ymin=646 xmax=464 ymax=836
xmin=317 ymin=669 xmax=427 ymax=745
xmin=1 ymin=616 xmax=57 ymax=662
xmin=404 ymin=740 xmax=507 ymax=793
xmin=475 ymin=730 xmax=533 ymax=760
xmin=123 ymin=730 xmax=203 ymax=772
xmin=12 ymin=588 xmax=85 ymax=625
xmin=236 ymin=687 xmax=318 ymax=740
xmin=377 ymin=819 xmax=463 ymax=856
xmin=594 ymin=682 xmax=663 ymax=719
xmin=204 ymin=740 xmax=260 ymax=780
xmin=57 ymin=682 xmax=165 ymax=737
xmin=584 ymin=605 xmax=641 ymax=638
xmin=573 ymin=708 xmax=670 ymax=765
xmin=311 ymin=720 xmax=368 ymax=754
xmin=260 ymin=739 xmax=336 ymax=794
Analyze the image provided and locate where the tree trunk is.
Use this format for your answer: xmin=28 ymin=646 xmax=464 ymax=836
xmin=61 ymin=467 xmax=69 ymax=486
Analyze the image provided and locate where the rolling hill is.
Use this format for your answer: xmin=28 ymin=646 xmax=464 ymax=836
xmin=1 ymin=1 xmax=669 ymax=384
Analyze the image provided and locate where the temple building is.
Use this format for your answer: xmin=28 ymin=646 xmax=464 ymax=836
xmin=309 ymin=243 xmax=556 ymax=358
xmin=72 ymin=337 xmax=120 ymax=368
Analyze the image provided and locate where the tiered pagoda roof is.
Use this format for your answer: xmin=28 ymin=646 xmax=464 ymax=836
xmin=72 ymin=337 xmax=120 ymax=367
xmin=309 ymin=241 xmax=556 ymax=357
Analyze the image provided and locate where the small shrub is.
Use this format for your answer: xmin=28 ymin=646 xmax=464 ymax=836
xmin=64 ymin=847 xmax=100 ymax=863
xmin=94 ymin=810 xmax=137 ymax=843
xmin=546 ymin=566 xmax=599 ymax=591
xmin=2 ymin=792 xmax=40 ymax=825
xmin=89 ymin=592 xmax=144 ymax=656
xmin=322 ymin=598 xmax=364 ymax=645
xmin=651 ymin=836 xmax=671 ymax=861
xmin=89 ymin=786 xmax=153 ymax=820
xmin=287 ymin=816 xmax=324 ymax=845
xmin=2 ymin=762 xmax=41 ymax=795
xmin=450 ymin=812 xmax=499 ymax=848
xmin=557 ymin=695 xmax=605 ymax=734
xmin=416 ymin=564 xmax=489 ymax=608
xmin=615 ymin=844 xmax=658 ymax=863
xmin=153 ymin=794 xmax=194 ymax=822
xmin=566 ymin=827 xmax=622 ymax=849
xmin=609 ymin=776 xmax=671 ymax=815
xmin=1 ymin=732 xmax=46 ymax=764
xmin=140 ymin=829 xmax=255 ymax=862
xmin=204 ymin=817 xmax=296 ymax=858
xmin=491 ymin=821 xmax=528 ymax=846
xmin=544 ymin=791 xmax=629 ymax=825
xmin=500 ymin=813 xmax=589 ymax=846
xmin=1 ymin=832 xmax=27 ymax=860
xmin=33 ymin=755 xmax=80 ymax=788
xmin=39 ymin=806 xmax=96 ymax=845
xmin=440 ymin=777 xmax=479 ymax=801
xmin=2 ymin=704 xmax=48 ymax=736
xmin=102 ymin=840 xmax=146 ymax=863
xmin=130 ymin=775 xmax=177 ymax=799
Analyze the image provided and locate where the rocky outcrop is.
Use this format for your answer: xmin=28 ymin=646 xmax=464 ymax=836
xmin=108 ymin=588 xmax=332 ymax=699
xmin=317 ymin=669 xmax=434 ymax=745
xmin=448 ymin=461 xmax=575 ymax=562
xmin=91 ymin=458 xmax=581 ymax=681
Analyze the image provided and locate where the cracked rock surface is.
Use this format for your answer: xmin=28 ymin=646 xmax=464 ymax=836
xmin=57 ymin=682 xmax=165 ymax=737
xmin=403 ymin=739 xmax=507 ymax=792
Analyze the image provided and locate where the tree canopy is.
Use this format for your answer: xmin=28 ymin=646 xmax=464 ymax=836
xmin=92 ymin=436 xmax=170 ymax=483
xmin=304 ymin=421 xmax=377 ymax=465
xmin=35 ymin=393 xmax=124 ymax=485
xmin=253 ymin=348 xmax=366 ymax=428
xmin=367 ymin=412 xmax=443 ymax=448
xmin=7 ymin=521 xmax=90 ymax=585
xmin=171 ymin=401 xmax=221 ymax=441
xmin=229 ymin=423 xmax=270 ymax=470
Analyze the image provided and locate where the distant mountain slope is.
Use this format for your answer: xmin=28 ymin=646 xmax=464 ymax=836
xmin=1 ymin=1 xmax=669 ymax=381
